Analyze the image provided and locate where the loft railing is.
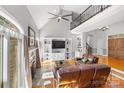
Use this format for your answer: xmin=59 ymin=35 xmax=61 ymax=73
xmin=70 ymin=5 xmax=111 ymax=30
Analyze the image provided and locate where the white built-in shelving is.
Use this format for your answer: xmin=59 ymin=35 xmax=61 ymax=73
xmin=42 ymin=38 xmax=72 ymax=61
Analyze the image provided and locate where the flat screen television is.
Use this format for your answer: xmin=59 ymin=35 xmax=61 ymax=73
xmin=52 ymin=40 xmax=65 ymax=49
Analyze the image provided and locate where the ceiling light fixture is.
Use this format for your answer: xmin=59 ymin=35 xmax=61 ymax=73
xmin=58 ymin=16 xmax=62 ymax=19
xmin=99 ymin=26 xmax=109 ymax=31
xmin=48 ymin=6 xmax=72 ymax=22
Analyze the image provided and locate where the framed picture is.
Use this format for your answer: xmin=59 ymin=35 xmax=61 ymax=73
xmin=28 ymin=26 xmax=35 ymax=47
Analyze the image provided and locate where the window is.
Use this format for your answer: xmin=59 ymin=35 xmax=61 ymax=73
xmin=0 ymin=15 xmax=25 ymax=88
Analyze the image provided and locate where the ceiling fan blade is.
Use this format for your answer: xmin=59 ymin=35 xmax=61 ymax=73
xmin=48 ymin=16 xmax=58 ymax=19
xmin=62 ymin=17 xmax=69 ymax=21
xmin=48 ymin=12 xmax=58 ymax=16
xmin=62 ymin=14 xmax=72 ymax=17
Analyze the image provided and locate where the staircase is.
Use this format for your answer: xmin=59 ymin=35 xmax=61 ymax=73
xmin=86 ymin=42 xmax=92 ymax=55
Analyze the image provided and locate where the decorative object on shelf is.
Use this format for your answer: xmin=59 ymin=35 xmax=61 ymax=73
xmin=28 ymin=26 xmax=35 ymax=47
xmin=75 ymin=35 xmax=83 ymax=58
xmin=29 ymin=49 xmax=36 ymax=63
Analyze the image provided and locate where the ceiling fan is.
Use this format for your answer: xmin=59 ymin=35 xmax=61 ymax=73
xmin=48 ymin=6 xmax=72 ymax=22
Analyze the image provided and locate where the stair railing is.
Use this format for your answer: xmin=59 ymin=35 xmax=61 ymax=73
xmin=86 ymin=42 xmax=92 ymax=55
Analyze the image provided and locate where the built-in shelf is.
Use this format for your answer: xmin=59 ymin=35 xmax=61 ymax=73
xmin=42 ymin=38 xmax=72 ymax=61
xmin=75 ymin=35 xmax=83 ymax=58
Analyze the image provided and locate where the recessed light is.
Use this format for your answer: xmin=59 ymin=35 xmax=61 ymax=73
xmin=53 ymin=10 xmax=57 ymax=12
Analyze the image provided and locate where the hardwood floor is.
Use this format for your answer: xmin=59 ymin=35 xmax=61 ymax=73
xmin=98 ymin=56 xmax=124 ymax=71
xmin=99 ymin=75 xmax=124 ymax=88
xmin=32 ymin=56 xmax=124 ymax=88
xmin=98 ymin=56 xmax=124 ymax=88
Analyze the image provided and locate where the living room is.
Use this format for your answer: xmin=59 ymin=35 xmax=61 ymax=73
xmin=33 ymin=5 xmax=124 ymax=88
xmin=0 ymin=2 xmax=124 ymax=91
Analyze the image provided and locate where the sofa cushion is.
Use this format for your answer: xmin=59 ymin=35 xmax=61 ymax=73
xmin=91 ymin=64 xmax=111 ymax=86
xmin=78 ymin=64 xmax=95 ymax=87
xmin=58 ymin=65 xmax=80 ymax=84
xmin=84 ymin=55 xmax=99 ymax=64
xmin=88 ymin=58 xmax=93 ymax=62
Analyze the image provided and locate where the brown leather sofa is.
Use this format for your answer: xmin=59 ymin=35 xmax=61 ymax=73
xmin=78 ymin=64 xmax=95 ymax=88
xmin=91 ymin=64 xmax=111 ymax=87
xmin=57 ymin=65 xmax=80 ymax=88
xmin=57 ymin=64 xmax=111 ymax=88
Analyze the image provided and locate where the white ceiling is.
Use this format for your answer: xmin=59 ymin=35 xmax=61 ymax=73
xmin=27 ymin=5 xmax=89 ymax=30
xmin=64 ymin=5 xmax=89 ymax=13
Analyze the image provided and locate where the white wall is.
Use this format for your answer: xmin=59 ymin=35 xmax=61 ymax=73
xmin=85 ymin=21 xmax=124 ymax=56
xmin=40 ymin=18 xmax=77 ymax=53
xmin=86 ymin=29 xmax=107 ymax=55
xmin=107 ymin=21 xmax=124 ymax=36
xmin=1 ymin=5 xmax=39 ymax=37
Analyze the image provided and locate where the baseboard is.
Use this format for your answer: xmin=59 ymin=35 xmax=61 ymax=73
xmin=101 ymin=55 xmax=108 ymax=56
xmin=98 ymin=54 xmax=108 ymax=56
xmin=111 ymin=68 xmax=124 ymax=75
xmin=111 ymin=73 xmax=124 ymax=80
xmin=111 ymin=68 xmax=124 ymax=80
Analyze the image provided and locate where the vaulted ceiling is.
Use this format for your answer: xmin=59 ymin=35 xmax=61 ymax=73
xmin=27 ymin=5 xmax=89 ymax=30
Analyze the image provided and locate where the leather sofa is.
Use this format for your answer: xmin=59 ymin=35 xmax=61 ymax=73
xmin=78 ymin=64 xmax=95 ymax=88
xmin=91 ymin=64 xmax=111 ymax=87
xmin=57 ymin=64 xmax=111 ymax=88
xmin=58 ymin=65 xmax=80 ymax=88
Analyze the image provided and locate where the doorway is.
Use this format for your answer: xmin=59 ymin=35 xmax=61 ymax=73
xmin=0 ymin=27 xmax=24 ymax=88
xmin=0 ymin=11 xmax=25 ymax=87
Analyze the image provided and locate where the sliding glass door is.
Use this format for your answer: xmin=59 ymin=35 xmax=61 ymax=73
xmin=0 ymin=27 xmax=23 ymax=88
xmin=0 ymin=15 xmax=25 ymax=88
xmin=0 ymin=32 xmax=3 ymax=88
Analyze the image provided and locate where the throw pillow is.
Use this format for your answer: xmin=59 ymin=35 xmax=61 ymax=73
xmin=88 ymin=58 xmax=93 ymax=62
xmin=81 ymin=58 xmax=88 ymax=63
